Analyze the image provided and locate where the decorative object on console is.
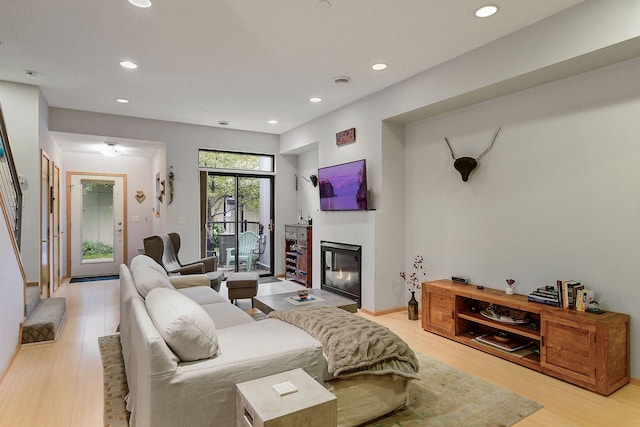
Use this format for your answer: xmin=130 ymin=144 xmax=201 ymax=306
xmin=408 ymin=291 xmax=419 ymax=320
xmin=444 ymin=127 xmax=500 ymax=182
xmin=135 ymin=190 xmax=145 ymax=203
xmin=400 ymin=255 xmax=426 ymax=320
xmin=586 ymin=300 xmax=604 ymax=314
xmin=505 ymin=278 xmax=515 ymax=295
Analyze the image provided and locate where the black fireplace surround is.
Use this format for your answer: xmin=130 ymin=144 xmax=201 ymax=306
xmin=320 ymin=241 xmax=361 ymax=308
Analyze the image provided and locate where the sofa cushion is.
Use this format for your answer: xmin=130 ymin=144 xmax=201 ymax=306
xmin=145 ymin=288 xmax=219 ymax=362
xmin=178 ymin=286 xmax=228 ymax=305
xmin=132 ymin=260 xmax=174 ymax=298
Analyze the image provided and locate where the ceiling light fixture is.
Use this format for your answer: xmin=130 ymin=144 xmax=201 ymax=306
xmin=120 ymin=61 xmax=138 ymax=69
xmin=128 ymin=0 xmax=152 ymax=8
xmin=309 ymin=97 xmax=322 ymax=103
xmin=475 ymin=5 xmax=498 ymax=18
xmin=371 ymin=63 xmax=388 ymax=71
xmin=116 ymin=98 xmax=130 ymax=103
xmin=267 ymin=120 xmax=278 ymax=124
xmin=99 ymin=143 xmax=122 ymax=157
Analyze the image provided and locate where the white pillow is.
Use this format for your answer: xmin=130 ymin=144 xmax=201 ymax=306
xmin=132 ymin=262 xmax=174 ymax=298
xmin=145 ymin=287 xmax=218 ymax=362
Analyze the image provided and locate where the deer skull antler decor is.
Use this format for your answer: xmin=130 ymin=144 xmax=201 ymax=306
xmin=444 ymin=127 xmax=501 ymax=182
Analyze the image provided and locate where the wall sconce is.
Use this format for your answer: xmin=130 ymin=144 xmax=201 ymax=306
xmin=298 ymin=174 xmax=318 ymax=187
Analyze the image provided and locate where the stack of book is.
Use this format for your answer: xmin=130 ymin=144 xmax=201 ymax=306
xmin=527 ymin=285 xmax=560 ymax=307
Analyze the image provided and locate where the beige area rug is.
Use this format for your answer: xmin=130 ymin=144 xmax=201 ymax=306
xmin=364 ymin=352 xmax=542 ymax=426
xmin=98 ymin=335 xmax=129 ymax=427
xmin=98 ymin=335 xmax=541 ymax=427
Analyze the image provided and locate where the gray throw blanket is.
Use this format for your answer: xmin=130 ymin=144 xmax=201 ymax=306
xmin=268 ymin=306 xmax=419 ymax=379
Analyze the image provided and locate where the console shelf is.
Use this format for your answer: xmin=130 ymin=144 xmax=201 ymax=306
xmin=422 ymin=279 xmax=630 ymax=395
xmin=284 ymin=225 xmax=312 ymax=287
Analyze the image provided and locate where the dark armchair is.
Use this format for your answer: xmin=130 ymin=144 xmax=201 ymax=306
xmin=143 ymin=232 xmax=218 ymax=275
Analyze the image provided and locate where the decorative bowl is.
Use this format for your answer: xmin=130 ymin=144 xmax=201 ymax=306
xmin=494 ymin=330 xmax=512 ymax=343
xmin=296 ymin=289 xmax=309 ymax=300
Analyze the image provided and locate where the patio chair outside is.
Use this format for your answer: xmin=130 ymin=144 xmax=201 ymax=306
xmin=225 ymin=231 xmax=259 ymax=271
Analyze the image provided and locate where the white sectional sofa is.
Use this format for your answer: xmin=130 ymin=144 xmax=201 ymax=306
xmin=119 ymin=255 xmax=326 ymax=427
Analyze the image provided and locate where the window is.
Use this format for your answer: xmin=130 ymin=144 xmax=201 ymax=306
xmin=198 ymin=150 xmax=274 ymax=173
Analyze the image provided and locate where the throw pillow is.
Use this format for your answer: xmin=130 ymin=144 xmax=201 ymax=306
xmin=145 ymin=287 xmax=219 ymax=361
xmin=131 ymin=261 xmax=174 ymax=298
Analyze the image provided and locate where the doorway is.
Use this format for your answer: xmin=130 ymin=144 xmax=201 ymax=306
xmin=200 ymin=171 xmax=274 ymax=277
xmin=67 ymin=173 xmax=127 ymax=278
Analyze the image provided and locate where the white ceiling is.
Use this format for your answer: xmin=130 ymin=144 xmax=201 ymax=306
xmin=0 ymin=0 xmax=582 ymax=154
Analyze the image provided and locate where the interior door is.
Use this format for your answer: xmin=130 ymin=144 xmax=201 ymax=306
xmin=40 ymin=151 xmax=51 ymax=297
xmin=68 ymin=173 xmax=126 ymax=278
xmin=201 ymin=171 xmax=274 ymax=277
xmin=52 ymin=164 xmax=60 ymax=292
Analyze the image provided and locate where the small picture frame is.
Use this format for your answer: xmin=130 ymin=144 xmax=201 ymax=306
xmin=336 ymin=128 xmax=356 ymax=145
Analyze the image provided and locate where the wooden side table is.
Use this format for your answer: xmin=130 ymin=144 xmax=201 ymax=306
xmin=235 ymin=368 xmax=336 ymax=427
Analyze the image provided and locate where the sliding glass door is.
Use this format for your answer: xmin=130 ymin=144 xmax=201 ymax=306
xmin=200 ymin=171 xmax=274 ymax=277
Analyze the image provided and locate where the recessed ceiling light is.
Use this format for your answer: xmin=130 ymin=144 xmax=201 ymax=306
xmin=475 ymin=5 xmax=498 ymax=18
xmin=371 ymin=63 xmax=388 ymax=71
xmin=309 ymin=97 xmax=322 ymax=103
xmin=267 ymin=120 xmax=278 ymax=124
xmin=334 ymin=76 xmax=350 ymax=85
xmin=128 ymin=0 xmax=151 ymax=8
xmin=316 ymin=0 xmax=331 ymax=8
xmin=116 ymin=98 xmax=130 ymax=103
xmin=120 ymin=61 xmax=138 ymax=69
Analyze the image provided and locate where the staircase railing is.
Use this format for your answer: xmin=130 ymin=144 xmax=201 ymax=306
xmin=0 ymin=103 xmax=23 ymax=249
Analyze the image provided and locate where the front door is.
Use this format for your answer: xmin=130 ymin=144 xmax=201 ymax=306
xmin=68 ymin=173 xmax=126 ymax=278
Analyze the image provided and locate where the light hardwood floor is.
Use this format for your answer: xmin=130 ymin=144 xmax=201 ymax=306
xmin=0 ymin=279 xmax=638 ymax=427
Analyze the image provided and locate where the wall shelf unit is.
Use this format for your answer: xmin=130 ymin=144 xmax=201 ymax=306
xmin=422 ymin=279 xmax=630 ymax=395
xmin=284 ymin=224 xmax=312 ymax=288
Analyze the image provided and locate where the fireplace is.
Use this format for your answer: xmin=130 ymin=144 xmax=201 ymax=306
xmin=320 ymin=241 xmax=361 ymax=308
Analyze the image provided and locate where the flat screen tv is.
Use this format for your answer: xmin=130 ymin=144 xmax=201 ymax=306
xmin=318 ymin=159 xmax=368 ymax=211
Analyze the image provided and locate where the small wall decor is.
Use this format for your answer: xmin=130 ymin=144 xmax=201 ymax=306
xmin=157 ymin=176 xmax=165 ymax=203
xmin=168 ymin=166 xmax=175 ymax=205
xmin=135 ymin=190 xmax=146 ymax=203
xmin=444 ymin=127 xmax=501 ymax=182
xmin=336 ymin=127 xmax=356 ymax=145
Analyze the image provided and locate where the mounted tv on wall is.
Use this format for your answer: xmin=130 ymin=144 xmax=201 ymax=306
xmin=318 ymin=159 xmax=368 ymax=211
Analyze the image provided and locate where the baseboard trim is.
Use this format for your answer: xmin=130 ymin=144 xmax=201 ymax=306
xmin=631 ymin=377 xmax=640 ymax=386
xmin=360 ymin=306 xmax=406 ymax=316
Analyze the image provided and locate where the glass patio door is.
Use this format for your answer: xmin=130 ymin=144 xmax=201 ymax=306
xmin=200 ymin=171 xmax=274 ymax=277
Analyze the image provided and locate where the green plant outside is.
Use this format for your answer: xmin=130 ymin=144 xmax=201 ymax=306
xmin=82 ymin=240 xmax=113 ymax=260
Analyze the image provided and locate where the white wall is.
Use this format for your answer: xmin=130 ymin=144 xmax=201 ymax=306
xmin=0 ymin=197 xmax=24 ymax=377
xmin=0 ymin=82 xmax=41 ymax=284
xmin=405 ymin=57 xmax=640 ymax=378
xmin=280 ymin=0 xmax=640 ymax=377
xmin=47 ymin=109 xmax=298 ymax=274
xmin=63 ymin=152 xmax=156 ymax=266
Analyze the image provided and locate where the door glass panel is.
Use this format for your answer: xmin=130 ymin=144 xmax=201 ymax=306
xmin=203 ymin=173 xmax=273 ymax=277
xmin=205 ymin=175 xmax=237 ymax=268
xmin=81 ymin=180 xmax=114 ymax=263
